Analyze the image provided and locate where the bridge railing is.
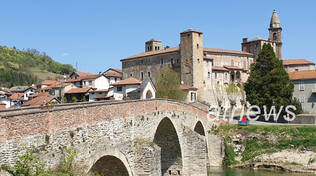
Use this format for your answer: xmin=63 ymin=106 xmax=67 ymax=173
xmin=0 ymin=98 xmax=209 ymax=119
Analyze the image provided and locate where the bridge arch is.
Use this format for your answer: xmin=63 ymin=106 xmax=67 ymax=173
xmin=88 ymin=150 xmax=133 ymax=176
xmin=194 ymin=121 xmax=206 ymax=136
xmin=153 ymin=117 xmax=183 ymax=176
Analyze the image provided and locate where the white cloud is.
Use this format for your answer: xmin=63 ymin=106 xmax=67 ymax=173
xmin=61 ymin=53 xmax=70 ymax=57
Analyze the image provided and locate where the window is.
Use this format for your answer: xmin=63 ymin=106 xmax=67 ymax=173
xmin=215 ymin=72 xmax=218 ymax=79
xmin=160 ymin=58 xmax=164 ymax=65
xmin=177 ymin=59 xmax=180 ymax=63
xmin=197 ymin=44 xmax=199 ymax=48
xmin=130 ymin=73 xmax=133 ymax=77
xmin=148 ymin=72 xmax=151 ymax=78
xmin=299 ymin=81 xmax=305 ymax=91
xmin=295 ymin=69 xmax=299 ymax=71
xmin=300 ymin=95 xmax=305 ymax=103
xmin=190 ymin=92 xmax=197 ymax=102
xmin=89 ymin=81 xmax=92 ymax=85
xmin=225 ymin=72 xmax=228 ymax=80
xmin=115 ymin=78 xmax=117 ymax=82
xmin=207 ymin=72 xmax=210 ymax=79
xmin=117 ymin=86 xmax=122 ymax=92
xmin=273 ymin=33 xmax=277 ymax=40
xmin=141 ymin=72 xmax=144 ymax=80
xmin=171 ymin=58 xmax=174 ymax=65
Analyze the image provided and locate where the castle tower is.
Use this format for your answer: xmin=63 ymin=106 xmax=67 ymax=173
xmin=269 ymin=9 xmax=282 ymax=59
xmin=145 ymin=38 xmax=162 ymax=52
xmin=180 ymin=29 xmax=205 ymax=100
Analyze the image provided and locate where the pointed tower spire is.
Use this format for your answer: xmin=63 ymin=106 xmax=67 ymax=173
xmin=270 ymin=9 xmax=281 ymax=29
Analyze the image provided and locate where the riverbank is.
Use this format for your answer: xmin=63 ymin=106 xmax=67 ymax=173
xmin=211 ymin=125 xmax=316 ymax=174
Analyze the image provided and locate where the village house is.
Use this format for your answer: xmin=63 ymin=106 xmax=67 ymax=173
xmin=0 ymin=90 xmax=10 ymax=109
xmin=23 ymin=92 xmax=60 ymax=107
xmin=283 ymin=59 xmax=315 ymax=73
xmin=112 ymin=77 xmax=156 ymax=100
xmin=289 ymin=70 xmax=316 ymax=114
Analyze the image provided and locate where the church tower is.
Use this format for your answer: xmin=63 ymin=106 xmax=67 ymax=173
xmin=180 ymin=29 xmax=205 ymax=100
xmin=269 ymin=9 xmax=282 ymax=59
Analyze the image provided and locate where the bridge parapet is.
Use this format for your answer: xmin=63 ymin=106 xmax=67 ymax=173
xmin=0 ymin=99 xmax=223 ymax=176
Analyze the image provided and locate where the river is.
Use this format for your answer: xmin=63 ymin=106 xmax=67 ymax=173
xmin=208 ymin=167 xmax=315 ymax=176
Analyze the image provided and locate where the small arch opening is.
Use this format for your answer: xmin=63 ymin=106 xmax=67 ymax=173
xmin=146 ymin=90 xmax=153 ymax=99
xmin=89 ymin=155 xmax=129 ymax=176
xmin=194 ymin=121 xmax=205 ymax=136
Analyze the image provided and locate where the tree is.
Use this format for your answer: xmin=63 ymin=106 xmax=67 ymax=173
xmin=244 ymin=44 xmax=301 ymax=115
xmin=225 ymin=83 xmax=239 ymax=109
xmin=155 ymin=68 xmax=186 ymax=101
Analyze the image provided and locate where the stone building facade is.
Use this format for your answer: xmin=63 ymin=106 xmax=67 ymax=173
xmin=121 ymin=29 xmax=254 ymax=107
xmin=121 ymin=10 xmax=283 ymax=108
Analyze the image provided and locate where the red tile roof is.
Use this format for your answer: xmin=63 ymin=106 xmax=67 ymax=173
xmin=23 ymin=94 xmax=58 ymax=107
xmin=212 ymin=66 xmax=229 ymax=71
xmin=111 ymin=68 xmax=123 ymax=73
xmin=121 ymin=47 xmax=179 ymax=61
xmin=90 ymin=89 xmax=109 ymax=93
xmin=75 ymin=72 xmax=93 ymax=77
xmin=289 ymin=70 xmax=316 ymax=80
xmin=9 ymin=93 xmax=24 ymax=100
xmin=66 ymin=74 xmax=100 ymax=83
xmin=204 ymin=48 xmax=253 ymax=56
xmin=224 ymin=66 xmax=244 ymax=70
xmin=40 ymin=80 xmax=61 ymax=86
xmin=121 ymin=47 xmax=253 ymax=61
xmin=0 ymin=102 xmax=6 ymax=105
xmin=65 ymin=88 xmax=92 ymax=94
xmin=283 ymin=59 xmax=315 ymax=66
xmin=112 ymin=78 xmax=142 ymax=86
xmin=180 ymin=85 xmax=198 ymax=91
xmin=104 ymin=72 xmax=123 ymax=78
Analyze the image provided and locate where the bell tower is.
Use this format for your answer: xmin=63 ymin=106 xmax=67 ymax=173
xmin=269 ymin=9 xmax=282 ymax=59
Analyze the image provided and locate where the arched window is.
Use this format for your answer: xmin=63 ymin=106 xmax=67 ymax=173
xmin=273 ymin=33 xmax=278 ymax=40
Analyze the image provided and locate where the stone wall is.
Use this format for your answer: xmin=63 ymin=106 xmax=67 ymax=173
xmin=0 ymin=99 xmax=224 ymax=176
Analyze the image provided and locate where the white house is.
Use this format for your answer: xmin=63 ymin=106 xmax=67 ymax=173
xmin=112 ymin=77 xmax=156 ymax=100
xmin=103 ymin=68 xmax=123 ymax=86
xmin=0 ymin=91 xmax=10 ymax=109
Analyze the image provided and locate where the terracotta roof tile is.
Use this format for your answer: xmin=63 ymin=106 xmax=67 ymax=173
xmin=105 ymin=72 xmax=122 ymax=78
xmin=212 ymin=66 xmax=229 ymax=71
xmin=41 ymin=80 xmax=61 ymax=86
xmin=23 ymin=94 xmax=57 ymax=107
xmin=224 ymin=66 xmax=244 ymax=70
xmin=111 ymin=68 xmax=123 ymax=73
xmin=75 ymin=72 xmax=93 ymax=77
xmin=180 ymin=85 xmax=198 ymax=91
xmin=121 ymin=47 xmax=179 ymax=61
xmin=9 ymin=93 xmax=24 ymax=100
xmin=289 ymin=70 xmax=316 ymax=80
xmin=283 ymin=59 xmax=315 ymax=66
xmin=112 ymin=78 xmax=142 ymax=86
xmin=65 ymin=88 xmax=92 ymax=94
xmin=204 ymin=48 xmax=253 ymax=56
xmin=122 ymin=47 xmax=253 ymax=61
xmin=90 ymin=89 xmax=109 ymax=93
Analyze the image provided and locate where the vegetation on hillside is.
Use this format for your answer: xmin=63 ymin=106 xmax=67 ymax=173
xmin=0 ymin=46 xmax=75 ymax=87
xmin=212 ymin=125 xmax=316 ymax=165
xmin=244 ymin=44 xmax=302 ymax=115
xmin=155 ymin=68 xmax=186 ymax=101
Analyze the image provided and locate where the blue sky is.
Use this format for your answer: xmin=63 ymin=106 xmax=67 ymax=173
xmin=0 ymin=1 xmax=315 ymax=73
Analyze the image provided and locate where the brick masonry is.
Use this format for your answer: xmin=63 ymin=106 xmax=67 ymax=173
xmin=0 ymin=99 xmax=224 ymax=176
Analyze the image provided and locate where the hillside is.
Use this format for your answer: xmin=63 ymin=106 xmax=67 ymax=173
xmin=0 ymin=45 xmax=76 ymax=87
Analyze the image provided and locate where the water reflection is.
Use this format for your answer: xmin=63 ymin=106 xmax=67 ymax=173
xmin=208 ymin=167 xmax=315 ymax=176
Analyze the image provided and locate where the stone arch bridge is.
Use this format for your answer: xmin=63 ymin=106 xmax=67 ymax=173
xmin=0 ymin=99 xmax=224 ymax=176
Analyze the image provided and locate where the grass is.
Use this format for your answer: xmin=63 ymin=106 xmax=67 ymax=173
xmin=29 ymin=67 xmax=64 ymax=80
xmin=213 ymin=125 xmax=316 ymax=164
